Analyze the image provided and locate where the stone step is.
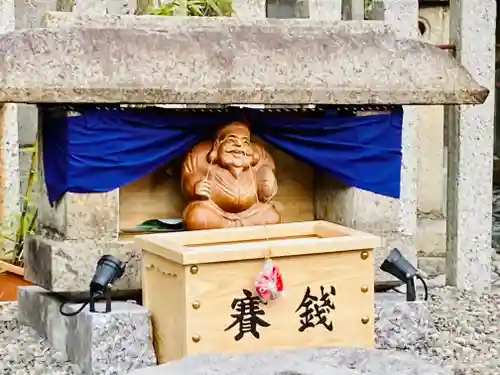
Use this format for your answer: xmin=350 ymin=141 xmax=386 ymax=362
xmin=127 ymin=346 xmax=448 ymax=375
xmin=17 ymin=286 xmax=156 ymax=375
xmin=18 ymin=286 xmax=436 ymax=375
xmin=374 ymin=292 xmax=437 ymax=350
xmin=24 ymin=236 xmax=140 ymax=293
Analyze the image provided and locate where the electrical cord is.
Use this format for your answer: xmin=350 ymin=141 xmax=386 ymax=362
xmin=59 ymin=299 xmax=90 ymax=317
xmin=58 ymin=290 xmax=104 ymax=317
xmin=390 ymin=274 xmax=428 ymax=301
xmin=416 ymin=274 xmax=428 ymax=301
xmin=57 ymin=254 xmax=127 ymax=317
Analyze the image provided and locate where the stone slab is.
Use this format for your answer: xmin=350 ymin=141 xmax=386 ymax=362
xmin=0 ymin=17 xmax=487 ymax=105
xmin=374 ymin=293 xmax=438 ymax=350
xmin=24 ymin=235 xmax=140 ymax=293
xmin=127 ymin=347 xmax=450 ymax=375
xmin=18 ymin=286 xmax=156 ymax=375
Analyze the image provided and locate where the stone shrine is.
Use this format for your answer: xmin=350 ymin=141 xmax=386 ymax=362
xmin=5 ymin=14 xmax=485 ymax=294
xmin=0 ymin=0 xmax=494 ymax=372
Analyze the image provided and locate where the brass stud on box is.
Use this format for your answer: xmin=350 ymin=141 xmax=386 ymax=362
xmin=192 ymin=334 xmax=201 ymax=343
xmin=360 ymin=251 xmax=369 ymax=260
xmin=361 ymin=316 xmax=370 ymax=324
xmin=192 ymin=301 xmax=201 ymax=310
xmin=360 ymin=285 xmax=369 ymax=293
xmin=190 ymin=265 xmax=199 ymax=274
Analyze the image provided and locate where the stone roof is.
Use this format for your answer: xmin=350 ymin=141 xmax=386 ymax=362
xmin=0 ymin=16 xmax=487 ymax=105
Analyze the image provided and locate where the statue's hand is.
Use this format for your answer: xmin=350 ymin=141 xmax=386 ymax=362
xmin=194 ymin=180 xmax=211 ymax=200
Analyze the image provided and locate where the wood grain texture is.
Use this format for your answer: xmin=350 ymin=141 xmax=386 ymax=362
xmin=184 ymin=250 xmax=374 ymax=358
xmin=143 ymin=248 xmax=375 ymax=363
xmin=136 ymin=220 xmax=382 ymax=265
xmin=142 ymin=251 xmax=186 ymax=364
xmin=140 ymin=220 xmax=378 ymax=363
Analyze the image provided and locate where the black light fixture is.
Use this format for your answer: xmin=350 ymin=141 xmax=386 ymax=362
xmin=60 ymin=254 xmax=125 ymax=317
xmin=88 ymin=254 xmax=125 ymax=313
xmin=380 ymin=248 xmax=427 ymax=301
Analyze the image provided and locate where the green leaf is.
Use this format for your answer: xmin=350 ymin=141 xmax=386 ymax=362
xmin=146 ymin=0 xmax=232 ymax=16
xmin=205 ymin=0 xmax=223 ymax=16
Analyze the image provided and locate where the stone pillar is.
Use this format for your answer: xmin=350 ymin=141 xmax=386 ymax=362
xmin=308 ymin=0 xmax=341 ymax=20
xmin=342 ymin=0 xmax=364 ymax=20
xmin=415 ymin=7 xmax=450 ymax=276
xmin=25 ymin=3 xmax=128 ymax=293
xmin=232 ymin=0 xmax=266 ymax=19
xmin=0 ymin=0 xmax=20 ymax=248
xmin=417 ymin=8 xmax=448 ymax=216
xmin=15 ymin=0 xmax=59 ymax=238
xmin=74 ymin=0 xmax=108 ymax=14
xmin=316 ymin=0 xmax=419 ymax=282
xmin=445 ymin=0 xmax=496 ymax=292
xmin=44 ymin=3 xmax=121 ymax=239
xmin=73 ymin=0 xmax=136 ymax=14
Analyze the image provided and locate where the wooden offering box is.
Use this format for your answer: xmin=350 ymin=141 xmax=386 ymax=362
xmin=136 ymin=220 xmax=382 ymax=364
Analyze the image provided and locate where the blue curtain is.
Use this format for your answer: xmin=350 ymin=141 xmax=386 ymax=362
xmin=42 ymin=106 xmax=403 ymax=204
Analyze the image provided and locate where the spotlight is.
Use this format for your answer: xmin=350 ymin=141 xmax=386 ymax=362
xmin=89 ymin=255 xmax=125 ymax=313
xmin=380 ymin=248 xmax=427 ymax=301
xmin=59 ymin=254 xmax=125 ymax=317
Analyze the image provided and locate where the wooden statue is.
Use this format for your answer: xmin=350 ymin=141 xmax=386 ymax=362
xmin=181 ymin=121 xmax=281 ymax=230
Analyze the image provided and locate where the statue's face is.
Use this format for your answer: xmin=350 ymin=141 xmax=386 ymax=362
xmin=217 ymin=131 xmax=253 ymax=169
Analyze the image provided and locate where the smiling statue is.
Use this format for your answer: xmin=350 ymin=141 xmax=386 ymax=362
xmin=181 ymin=121 xmax=281 ymax=230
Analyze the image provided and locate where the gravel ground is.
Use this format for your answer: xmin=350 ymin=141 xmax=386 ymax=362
xmin=2 ymin=285 xmax=500 ymax=375
xmin=413 ymin=286 xmax=500 ymax=375
xmin=0 ymin=302 xmax=82 ymax=375
xmin=491 ymin=187 xmax=500 ymax=249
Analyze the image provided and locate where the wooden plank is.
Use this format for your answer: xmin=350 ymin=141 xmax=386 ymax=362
xmin=136 ymin=220 xmax=375 ymax=247
xmin=136 ymin=221 xmax=382 ymax=265
xmin=0 ymin=260 xmax=24 ymax=276
xmin=139 ymin=221 xmax=322 ymax=246
xmin=180 ymin=238 xmax=379 ymax=265
xmin=142 ymin=251 xmax=186 ymax=364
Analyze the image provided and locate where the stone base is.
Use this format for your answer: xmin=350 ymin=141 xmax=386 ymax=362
xmin=374 ymin=292 xmax=438 ymax=350
xmin=418 ymin=256 xmax=446 ymax=277
xmin=17 ymin=286 xmax=156 ymax=375
xmin=417 ymin=218 xmax=446 ymax=257
xmin=128 ymin=347 xmax=449 ymax=375
xmin=416 ymin=217 xmax=446 ymax=276
xmin=24 ymin=235 xmax=141 ymax=292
